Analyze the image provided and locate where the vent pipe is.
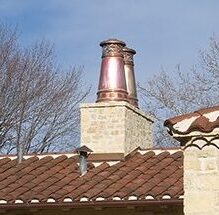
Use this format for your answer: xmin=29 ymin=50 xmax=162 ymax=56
xmin=17 ymin=143 xmax=23 ymax=164
xmin=96 ymin=39 xmax=128 ymax=103
xmin=75 ymin=146 xmax=93 ymax=176
xmin=123 ymin=47 xmax=138 ymax=108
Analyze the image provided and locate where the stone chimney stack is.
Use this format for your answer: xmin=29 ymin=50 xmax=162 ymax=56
xmin=80 ymin=39 xmax=153 ymax=155
xmin=164 ymin=106 xmax=219 ymax=214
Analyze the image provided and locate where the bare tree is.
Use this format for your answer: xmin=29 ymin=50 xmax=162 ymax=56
xmin=139 ymin=36 xmax=219 ymax=147
xmin=0 ymin=24 xmax=89 ymax=154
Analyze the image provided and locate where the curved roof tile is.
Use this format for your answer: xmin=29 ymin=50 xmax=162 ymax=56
xmin=0 ymin=149 xmax=183 ymax=206
xmin=164 ymin=105 xmax=219 ymax=135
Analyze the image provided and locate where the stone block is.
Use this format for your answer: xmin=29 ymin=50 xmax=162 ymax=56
xmin=184 ymin=191 xmax=215 ymax=214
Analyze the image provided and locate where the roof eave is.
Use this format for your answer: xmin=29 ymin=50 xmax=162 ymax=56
xmin=0 ymin=199 xmax=183 ymax=210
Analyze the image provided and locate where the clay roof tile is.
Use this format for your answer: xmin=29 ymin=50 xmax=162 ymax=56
xmin=165 ymin=105 xmax=219 ymax=135
xmin=0 ymin=149 xmax=183 ymax=206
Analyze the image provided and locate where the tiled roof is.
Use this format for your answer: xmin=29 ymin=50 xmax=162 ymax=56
xmin=164 ymin=105 xmax=219 ymax=135
xmin=0 ymin=149 xmax=183 ymax=208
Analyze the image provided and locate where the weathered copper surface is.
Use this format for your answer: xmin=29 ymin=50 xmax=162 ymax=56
xmin=123 ymin=47 xmax=138 ymax=107
xmin=96 ymin=39 xmax=128 ymax=102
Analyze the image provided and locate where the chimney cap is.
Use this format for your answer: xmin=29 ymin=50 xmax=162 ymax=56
xmin=75 ymin=145 xmax=93 ymax=154
xmin=100 ymin=39 xmax=126 ymax=47
xmin=123 ymin=47 xmax=136 ymax=55
xmin=123 ymin=47 xmax=136 ymax=66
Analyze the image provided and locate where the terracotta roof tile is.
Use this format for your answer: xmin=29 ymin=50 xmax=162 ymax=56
xmin=164 ymin=105 xmax=219 ymax=135
xmin=0 ymin=149 xmax=183 ymax=206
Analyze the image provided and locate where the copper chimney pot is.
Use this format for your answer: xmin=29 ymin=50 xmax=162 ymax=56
xmin=96 ymin=39 xmax=128 ymax=103
xmin=123 ymin=47 xmax=138 ymax=107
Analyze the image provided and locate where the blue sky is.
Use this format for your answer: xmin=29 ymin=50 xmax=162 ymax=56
xmin=1 ymin=0 xmax=219 ymax=102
